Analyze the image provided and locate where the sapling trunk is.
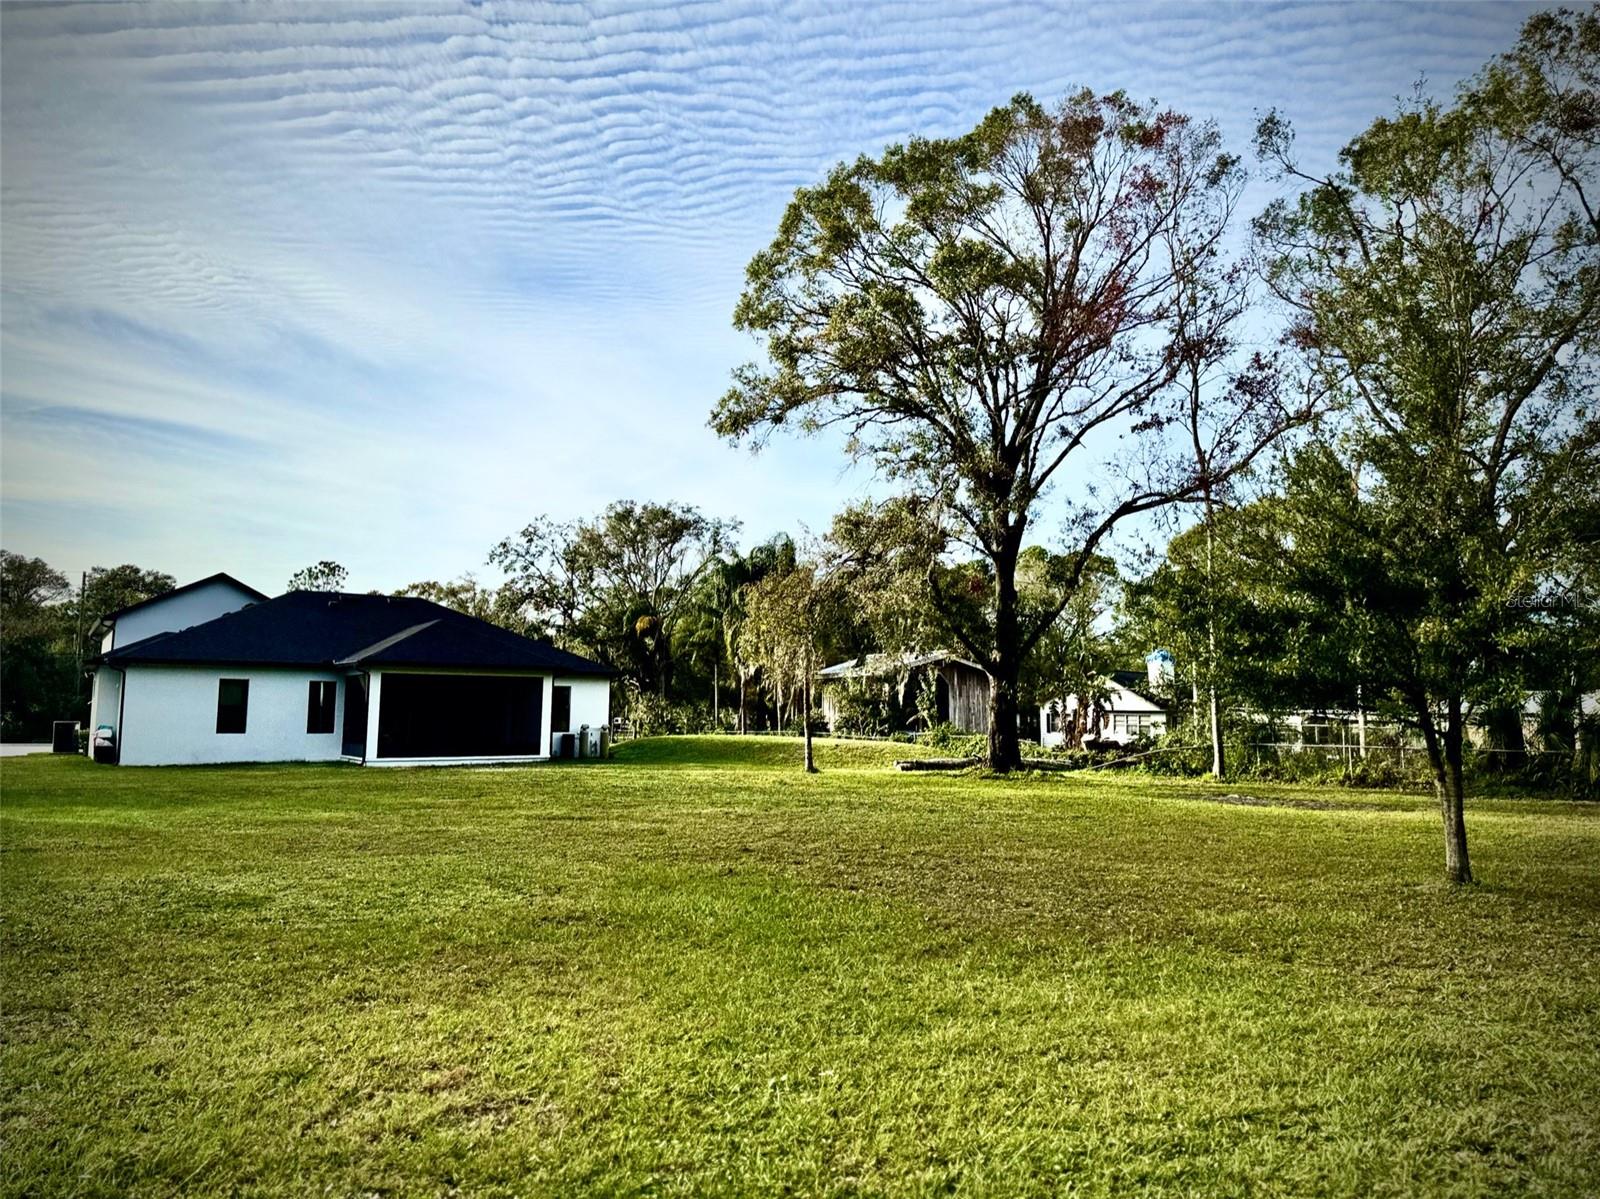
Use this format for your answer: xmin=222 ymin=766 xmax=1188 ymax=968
xmin=1419 ymin=697 xmax=1473 ymax=885
xmin=802 ymin=672 xmax=816 ymax=773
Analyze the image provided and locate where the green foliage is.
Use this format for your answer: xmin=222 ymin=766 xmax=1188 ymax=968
xmin=80 ymin=564 xmax=177 ymax=626
xmin=912 ymin=671 xmax=943 ymax=733
xmin=623 ymin=687 xmax=718 ymax=737
xmin=1251 ymin=10 xmax=1600 ymax=880
xmin=825 ymin=499 xmax=969 ymax=661
xmin=393 ymin=574 xmax=532 ymax=636
xmin=491 ymin=501 xmax=737 ymax=698
xmin=827 ymin=679 xmax=890 ymax=737
xmin=1 ymin=552 xmax=74 ymax=740
xmin=917 ymin=723 xmax=1048 ymax=760
xmin=1 ymin=553 xmax=176 ymax=739
xmin=285 ymin=560 xmax=348 ymax=592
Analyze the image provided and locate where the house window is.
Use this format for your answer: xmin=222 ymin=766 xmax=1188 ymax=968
xmin=216 ymin=678 xmax=249 ymax=734
xmin=551 ymin=685 xmax=572 ymax=734
xmin=1045 ymin=704 xmax=1059 ymax=734
xmin=307 ymin=680 xmax=337 ymax=734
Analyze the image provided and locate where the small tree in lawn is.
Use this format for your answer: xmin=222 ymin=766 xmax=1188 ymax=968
xmin=738 ymin=565 xmax=834 ymax=772
xmin=714 ymin=90 xmax=1303 ymax=772
xmin=1252 ymin=7 xmax=1600 ymax=882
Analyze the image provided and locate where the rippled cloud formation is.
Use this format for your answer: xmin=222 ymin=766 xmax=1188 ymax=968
xmin=0 ymin=2 xmax=1537 ymax=589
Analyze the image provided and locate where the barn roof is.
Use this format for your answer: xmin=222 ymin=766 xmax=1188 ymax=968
xmin=818 ymin=650 xmax=986 ymax=680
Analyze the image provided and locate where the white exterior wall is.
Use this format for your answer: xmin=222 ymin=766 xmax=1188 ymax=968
xmin=88 ymin=666 xmax=122 ymax=741
xmin=117 ymin=665 xmax=346 ymax=766
xmin=560 ymin=676 xmax=611 ymax=738
xmin=110 ymin=579 xmax=261 ymax=650
xmin=109 ymin=663 xmax=610 ymax=768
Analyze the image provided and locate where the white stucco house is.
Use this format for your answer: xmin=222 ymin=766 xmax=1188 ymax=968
xmin=87 ymin=575 xmax=611 ymax=766
xmin=1040 ymin=671 xmax=1168 ymax=749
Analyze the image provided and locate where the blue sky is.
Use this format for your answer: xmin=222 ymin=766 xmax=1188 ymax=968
xmin=0 ymin=1 xmax=1542 ymax=594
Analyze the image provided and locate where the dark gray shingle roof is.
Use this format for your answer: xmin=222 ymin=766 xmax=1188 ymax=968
xmin=101 ymin=590 xmax=610 ymax=676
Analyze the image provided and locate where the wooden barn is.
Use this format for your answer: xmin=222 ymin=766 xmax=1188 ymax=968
xmin=818 ymin=650 xmax=990 ymax=734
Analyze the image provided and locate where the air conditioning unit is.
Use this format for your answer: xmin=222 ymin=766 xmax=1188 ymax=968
xmin=554 ymin=732 xmax=576 ymax=760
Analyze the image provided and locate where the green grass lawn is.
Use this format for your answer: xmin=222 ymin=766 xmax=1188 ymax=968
xmin=3 ymin=738 xmax=1597 ymax=1197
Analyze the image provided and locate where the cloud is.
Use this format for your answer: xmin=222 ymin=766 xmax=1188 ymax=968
xmin=0 ymin=0 xmax=1541 ymax=590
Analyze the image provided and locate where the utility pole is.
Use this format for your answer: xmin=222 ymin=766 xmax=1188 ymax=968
xmin=74 ymin=570 xmax=89 ymax=720
xmin=75 ymin=570 xmax=86 ymax=678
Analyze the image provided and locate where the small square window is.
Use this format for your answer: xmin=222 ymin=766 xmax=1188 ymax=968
xmin=216 ymin=678 xmax=249 ymax=734
xmin=307 ymin=680 xmax=336 ymax=734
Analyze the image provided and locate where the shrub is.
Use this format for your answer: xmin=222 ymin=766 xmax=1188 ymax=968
xmin=916 ymin=724 xmax=1048 ymax=760
xmin=828 ymin=681 xmax=889 ymax=737
xmin=625 ymin=688 xmax=722 ymax=737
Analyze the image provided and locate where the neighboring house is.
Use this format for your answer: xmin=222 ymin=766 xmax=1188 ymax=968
xmin=1040 ymin=671 xmax=1168 ymax=749
xmin=88 ymin=582 xmax=610 ymax=766
xmin=818 ymin=650 xmax=990 ymax=733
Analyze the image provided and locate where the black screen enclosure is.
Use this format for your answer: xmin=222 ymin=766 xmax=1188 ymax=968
xmin=376 ymin=673 xmax=543 ymax=759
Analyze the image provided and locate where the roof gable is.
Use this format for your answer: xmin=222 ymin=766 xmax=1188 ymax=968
xmin=101 ymin=572 xmax=267 ymax=624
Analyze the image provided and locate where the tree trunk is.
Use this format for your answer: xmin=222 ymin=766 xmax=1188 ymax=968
xmin=802 ymin=671 xmax=816 ymax=773
xmin=986 ymin=536 xmax=1024 ymax=772
xmin=1357 ymin=684 xmax=1367 ymax=759
xmin=712 ymin=663 xmax=719 ymax=726
xmin=1208 ymin=687 xmax=1225 ymax=779
xmin=1483 ymin=700 xmax=1527 ymax=773
xmin=1203 ymin=510 xmax=1224 ymax=780
xmin=987 ymin=666 xmax=1022 ymax=771
xmin=1419 ymin=697 xmax=1473 ymax=884
xmin=738 ymin=670 xmax=746 ymax=735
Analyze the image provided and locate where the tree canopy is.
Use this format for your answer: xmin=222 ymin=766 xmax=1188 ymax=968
xmin=1252 ymin=6 xmax=1600 ymax=881
xmin=714 ymin=89 xmax=1303 ymax=769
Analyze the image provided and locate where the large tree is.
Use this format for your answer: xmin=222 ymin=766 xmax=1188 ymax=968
xmin=1252 ymin=8 xmax=1600 ymax=882
xmin=714 ymin=90 xmax=1299 ymax=770
xmin=491 ymin=501 xmax=735 ymax=697
xmin=79 ymin=565 xmax=175 ymax=674
xmin=1 ymin=555 xmax=176 ymax=738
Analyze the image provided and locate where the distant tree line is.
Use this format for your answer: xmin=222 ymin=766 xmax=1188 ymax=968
xmin=0 ymin=555 xmax=175 ymax=741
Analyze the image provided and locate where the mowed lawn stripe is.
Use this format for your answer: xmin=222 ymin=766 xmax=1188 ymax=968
xmin=2 ymin=739 xmax=1597 ymax=1197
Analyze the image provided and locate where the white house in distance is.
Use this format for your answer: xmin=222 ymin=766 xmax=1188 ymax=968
xmin=1040 ymin=669 xmax=1168 ymax=749
xmin=88 ymin=576 xmax=611 ymax=766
